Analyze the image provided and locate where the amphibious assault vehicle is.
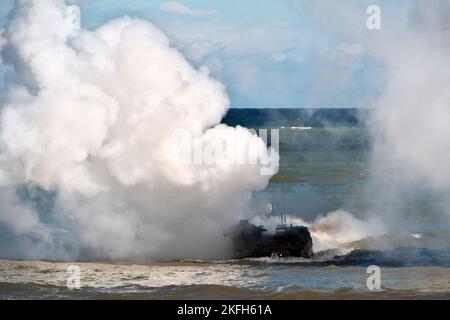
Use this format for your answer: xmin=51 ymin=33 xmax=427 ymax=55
xmin=232 ymin=214 xmax=313 ymax=259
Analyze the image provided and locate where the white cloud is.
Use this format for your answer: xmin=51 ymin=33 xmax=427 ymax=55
xmin=161 ymin=1 xmax=217 ymax=17
xmin=0 ymin=28 xmax=6 ymax=63
xmin=271 ymin=52 xmax=287 ymax=63
xmin=182 ymin=39 xmax=223 ymax=63
xmin=337 ymin=43 xmax=363 ymax=56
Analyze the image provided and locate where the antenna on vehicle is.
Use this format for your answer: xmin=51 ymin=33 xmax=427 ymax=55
xmin=280 ymin=183 xmax=287 ymax=225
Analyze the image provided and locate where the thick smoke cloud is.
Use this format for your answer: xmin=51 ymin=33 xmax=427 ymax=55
xmin=369 ymin=0 xmax=450 ymax=224
xmin=0 ymin=0 xmax=276 ymax=260
xmin=289 ymin=0 xmax=450 ymax=226
xmin=252 ymin=210 xmax=386 ymax=252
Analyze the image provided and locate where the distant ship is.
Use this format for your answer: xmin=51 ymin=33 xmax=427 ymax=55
xmin=290 ymin=126 xmax=312 ymax=130
xmin=281 ymin=120 xmax=312 ymax=130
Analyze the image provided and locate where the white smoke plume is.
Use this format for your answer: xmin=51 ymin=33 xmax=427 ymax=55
xmin=0 ymin=0 xmax=277 ymax=260
xmin=290 ymin=0 xmax=450 ymax=227
xmin=368 ymin=1 xmax=450 ymax=224
xmin=252 ymin=210 xmax=386 ymax=252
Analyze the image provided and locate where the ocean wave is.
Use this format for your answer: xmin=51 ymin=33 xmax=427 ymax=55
xmin=230 ymin=246 xmax=450 ymax=268
xmin=2 ymin=282 xmax=448 ymax=300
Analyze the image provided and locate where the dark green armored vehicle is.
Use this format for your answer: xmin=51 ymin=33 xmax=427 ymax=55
xmin=232 ymin=219 xmax=313 ymax=259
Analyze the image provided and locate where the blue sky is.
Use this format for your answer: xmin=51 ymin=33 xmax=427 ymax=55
xmin=0 ymin=0 xmax=413 ymax=108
